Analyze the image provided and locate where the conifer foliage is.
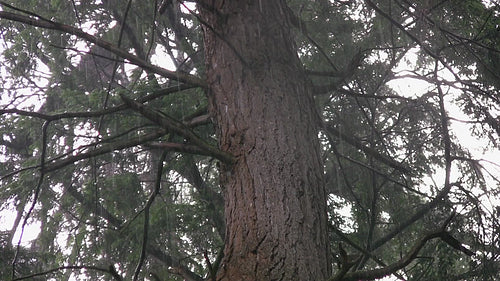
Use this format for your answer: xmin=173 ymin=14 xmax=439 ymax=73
xmin=0 ymin=1 xmax=499 ymax=280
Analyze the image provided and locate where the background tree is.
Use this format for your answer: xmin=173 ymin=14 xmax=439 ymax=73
xmin=0 ymin=0 xmax=499 ymax=280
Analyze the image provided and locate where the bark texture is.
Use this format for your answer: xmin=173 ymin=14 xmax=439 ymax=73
xmin=200 ymin=1 xmax=330 ymax=280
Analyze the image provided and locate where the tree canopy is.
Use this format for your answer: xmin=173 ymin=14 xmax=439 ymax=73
xmin=0 ymin=0 xmax=499 ymax=280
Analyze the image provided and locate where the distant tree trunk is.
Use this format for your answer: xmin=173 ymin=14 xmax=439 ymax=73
xmin=200 ymin=1 xmax=330 ymax=280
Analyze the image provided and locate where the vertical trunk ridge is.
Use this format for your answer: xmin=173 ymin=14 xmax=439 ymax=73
xmin=200 ymin=1 xmax=330 ymax=280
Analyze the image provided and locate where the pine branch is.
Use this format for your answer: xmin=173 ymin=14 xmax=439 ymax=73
xmin=330 ymin=229 xmax=473 ymax=281
xmin=119 ymin=94 xmax=235 ymax=164
xmin=325 ymin=125 xmax=411 ymax=174
xmin=11 ymin=265 xmax=122 ymax=281
xmin=12 ymin=121 xmax=49 ymax=279
xmin=370 ymin=181 xmax=457 ymax=251
xmin=0 ymin=84 xmax=196 ymax=121
xmin=144 ymin=142 xmax=222 ymax=158
xmin=364 ymin=0 xmax=498 ymax=103
xmin=42 ymin=129 xmax=167 ymax=173
xmin=0 ymin=9 xmax=205 ymax=87
xmin=133 ymin=151 xmax=167 ymax=281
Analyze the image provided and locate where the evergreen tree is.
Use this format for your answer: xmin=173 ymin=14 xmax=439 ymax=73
xmin=0 ymin=0 xmax=499 ymax=280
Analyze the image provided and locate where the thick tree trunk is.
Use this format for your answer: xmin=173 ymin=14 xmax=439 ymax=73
xmin=200 ymin=1 xmax=330 ymax=280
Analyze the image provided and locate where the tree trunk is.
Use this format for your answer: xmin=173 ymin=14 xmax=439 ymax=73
xmin=200 ymin=1 xmax=330 ymax=280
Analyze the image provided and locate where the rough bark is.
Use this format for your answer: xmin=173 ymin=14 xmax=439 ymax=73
xmin=200 ymin=1 xmax=330 ymax=280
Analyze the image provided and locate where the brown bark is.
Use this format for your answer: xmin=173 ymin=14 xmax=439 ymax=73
xmin=199 ymin=1 xmax=330 ymax=280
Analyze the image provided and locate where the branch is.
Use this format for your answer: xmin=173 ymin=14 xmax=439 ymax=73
xmin=367 ymin=61 xmax=457 ymax=251
xmin=12 ymin=265 xmax=122 ymax=281
xmin=331 ymin=230 xmax=474 ymax=281
xmin=147 ymin=247 xmax=204 ymax=281
xmin=183 ymin=113 xmax=211 ymax=127
xmin=286 ymin=5 xmax=339 ymax=72
xmin=0 ymin=10 xmax=205 ymax=87
xmin=174 ymin=155 xmax=225 ymax=239
xmin=119 ymin=94 xmax=235 ymax=164
xmin=330 ymin=226 xmax=406 ymax=280
xmin=42 ymin=129 xmax=167 ymax=173
xmin=133 ymin=151 xmax=168 ymax=281
xmin=12 ymin=121 xmax=49 ymax=279
xmin=204 ymin=250 xmax=216 ymax=281
xmin=0 ymin=83 xmax=196 ymax=121
xmin=370 ymin=181 xmax=456 ymax=251
xmin=145 ymin=142 xmax=222 ymax=159
xmin=325 ymin=125 xmax=411 ymax=174
xmin=363 ymin=0 xmax=498 ymax=103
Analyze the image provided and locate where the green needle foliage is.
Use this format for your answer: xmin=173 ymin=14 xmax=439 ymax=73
xmin=0 ymin=0 xmax=498 ymax=280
